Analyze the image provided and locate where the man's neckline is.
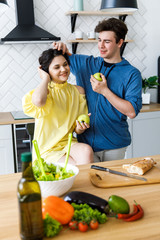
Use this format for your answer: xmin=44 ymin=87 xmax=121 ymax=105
xmin=103 ymin=61 xmax=115 ymax=68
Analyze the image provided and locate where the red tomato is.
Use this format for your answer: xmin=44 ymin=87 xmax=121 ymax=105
xmin=69 ymin=220 xmax=78 ymax=230
xmin=89 ymin=219 xmax=99 ymax=230
xmin=78 ymin=222 xmax=88 ymax=232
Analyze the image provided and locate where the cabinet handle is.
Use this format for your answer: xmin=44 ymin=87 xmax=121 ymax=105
xmin=22 ymin=140 xmax=30 ymax=144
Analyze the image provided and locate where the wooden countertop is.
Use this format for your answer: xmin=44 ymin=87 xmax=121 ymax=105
xmin=0 ymin=112 xmax=34 ymax=125
xmin=1 ymin=103 xmax=160 ymax=125
xmin=140 ymin=103 xmax=160 ymax=113
xmin=1 ymin=154 xmax=160 ymax=240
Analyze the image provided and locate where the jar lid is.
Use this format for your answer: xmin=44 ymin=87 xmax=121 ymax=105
xmin=21 ymin=152 xmax=32 ymax=162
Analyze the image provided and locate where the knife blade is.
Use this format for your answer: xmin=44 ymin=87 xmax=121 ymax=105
xmin=91 ymin=165 xmax=147 ymax=182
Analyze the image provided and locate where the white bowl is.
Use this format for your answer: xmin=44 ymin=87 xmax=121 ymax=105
xmin=38 ymin=163 xmax=79 ymax=198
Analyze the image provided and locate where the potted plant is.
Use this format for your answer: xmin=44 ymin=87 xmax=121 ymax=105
xmin=142 ymin=76 xmax=159 ymax=104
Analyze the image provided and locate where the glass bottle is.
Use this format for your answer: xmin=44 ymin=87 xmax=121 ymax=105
xmin=17 ymin=152 xmax=44 ymax=240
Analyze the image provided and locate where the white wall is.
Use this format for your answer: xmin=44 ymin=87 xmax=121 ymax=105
xmin=0 ymin=0 xmax=159 ymax=111
xmin=141 ymin=0 xmax=160 ymax=102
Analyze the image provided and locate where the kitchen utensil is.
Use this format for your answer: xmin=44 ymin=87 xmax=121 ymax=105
xmin=91 ymin=165 xmax=147 ymax=182
xmin=63 ymin=133 xmax=72 ymax=173
xmin=32 ymin=140 xmax=47 ymax=180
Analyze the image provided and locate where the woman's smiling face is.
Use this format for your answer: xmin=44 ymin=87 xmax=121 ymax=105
xmin=48 ymin=55 xmax=70 ymax=84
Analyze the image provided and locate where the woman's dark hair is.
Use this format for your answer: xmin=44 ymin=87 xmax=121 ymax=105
xmin=95 ymin=17 xmax=128 ymax=43
xmin=39 ymin=49 xmax=70 ymax=73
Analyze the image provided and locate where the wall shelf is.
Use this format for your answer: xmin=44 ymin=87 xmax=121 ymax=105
xmin=66 ymin=10 xmax=134 ymax=54
xmin=66 ymin=11 xmax=133 ymax=33
xmin=67 ymin=39 xmax=133 ymax=43
xmin=67 ymin=39 xmax=133 ymax=54
xmin=66 ymin=11 xmax=133 ymax=16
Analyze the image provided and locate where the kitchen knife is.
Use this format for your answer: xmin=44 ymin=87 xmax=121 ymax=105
xmin=91 ymin=165 xmax=147 ymax=182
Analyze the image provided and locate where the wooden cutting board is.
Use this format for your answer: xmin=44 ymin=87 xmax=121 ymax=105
xmin=89 ymin=159 xmax=160 ymax=188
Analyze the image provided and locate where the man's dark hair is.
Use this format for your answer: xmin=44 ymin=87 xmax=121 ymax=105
xmin=39 ymin=49 xmax=70 ymax=73
xmin=95 ymin=17 xmax=128 ymax=43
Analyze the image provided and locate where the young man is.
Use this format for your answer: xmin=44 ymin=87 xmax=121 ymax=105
xmin=53 ymin=17 xmax=142 ymax=162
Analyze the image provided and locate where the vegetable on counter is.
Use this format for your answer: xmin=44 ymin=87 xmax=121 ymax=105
xmin=68 ymin=203 xmax=106 ymax=232
xmin=89 ymin=219 xmax=99 ymax=230
xmin=43 ymin=213 xmax=62 ymax=237
xmin=63 ymin=191 xmax=109 ymax=214
xmin=110 ymin=200 xmax=144 ymax=222
xmin=68 ymin=220 xmax=78 ymax=230
xmin=116 ymin=203 xmax=138 ymax=219
xmin=108 ymin=195 xmax=130 ymax=214
xmin=42 ymin=196 xmax=74 ymax=225
xmin=71 ymin=203 xmax=108 ymax=225
xmin=123 ymin=201 xmax=144 ymax=222
xmin=78 ymin=221 xmax=88 ymax=232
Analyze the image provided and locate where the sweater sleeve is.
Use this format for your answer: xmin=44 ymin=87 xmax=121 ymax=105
xmin=22 ymin=89 xmax=53 ymax=119
xmin=125 ymin=69 xmax=142 ymax=116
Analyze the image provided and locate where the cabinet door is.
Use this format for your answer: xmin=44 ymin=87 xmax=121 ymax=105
xmin=0 ymin=125 xmax=14 ymax=174
xmin=126 ymin=111 xmax=160 ymax=158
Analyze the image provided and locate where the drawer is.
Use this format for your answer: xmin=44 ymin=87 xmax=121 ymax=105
xmin=0 ymin=125 xmax=12 ymax=140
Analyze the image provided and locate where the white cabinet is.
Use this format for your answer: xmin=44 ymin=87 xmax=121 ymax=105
xmin=126 ymin=111 xmax=160 ymax=158
xmin=0 ymin=125 xmax=15 ymax=174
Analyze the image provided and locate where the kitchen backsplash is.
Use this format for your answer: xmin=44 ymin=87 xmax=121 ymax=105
xmin=0 ymin=0 xmax=147 ymax=112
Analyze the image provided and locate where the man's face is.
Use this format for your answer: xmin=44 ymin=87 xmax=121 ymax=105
xmin=98 ymin=31 xmax=123 ymax=61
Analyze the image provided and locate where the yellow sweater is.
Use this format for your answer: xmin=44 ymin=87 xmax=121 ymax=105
xmin=22 ymin=81 xmax=88 ymax=163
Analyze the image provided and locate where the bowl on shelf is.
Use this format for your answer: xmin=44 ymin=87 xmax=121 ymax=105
xmin=38 ymin=163 xmax=79 ymax=198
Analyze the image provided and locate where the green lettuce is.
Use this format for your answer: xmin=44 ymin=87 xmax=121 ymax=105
xmin=43 ymin=213 xmax=62 ymax=237
xmin=32 ymin=159 xmax=75 ymax=181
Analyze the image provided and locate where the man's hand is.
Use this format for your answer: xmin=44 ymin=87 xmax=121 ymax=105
xmin=53 ymin=42 xmax=72 ymax=56
xmin=90 ymin=73 xmax=108 ymax=95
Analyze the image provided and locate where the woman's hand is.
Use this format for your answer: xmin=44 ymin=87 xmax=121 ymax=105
xmin=38 ymin=66 xmax=51 ymax=84
xmin=75 ymin=113 xmax=91 ymax=135
xmin=32 ymin=66 xmax=50 ymax=107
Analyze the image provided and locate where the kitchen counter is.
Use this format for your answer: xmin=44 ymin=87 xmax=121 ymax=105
xmin=1 ymin=103 xmax=160 ymax=124
xmin=140 ymin=103 xmax=160 ymax=112
xmin=0 ymin=112 xmax=34 ymax=125
xmin=0 ymin=155 xmax=160 ymax=240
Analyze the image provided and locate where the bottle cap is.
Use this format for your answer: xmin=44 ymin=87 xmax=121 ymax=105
xmin=21 ymin=152 xmax=32 ymax=162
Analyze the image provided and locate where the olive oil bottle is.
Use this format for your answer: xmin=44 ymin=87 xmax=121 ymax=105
xmin=17 ymin=152 xmax=44 ymax=240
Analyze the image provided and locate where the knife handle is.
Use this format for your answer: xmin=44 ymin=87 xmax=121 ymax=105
xmin=91 ymin=165 xmax=107 ymax=172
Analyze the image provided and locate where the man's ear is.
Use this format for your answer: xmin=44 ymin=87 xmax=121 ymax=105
xmin=118 ymin=39 xmax=124 ymax=48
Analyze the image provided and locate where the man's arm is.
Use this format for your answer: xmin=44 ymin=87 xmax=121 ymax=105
xmin=90 ymin=74 xmax=136 ymax=119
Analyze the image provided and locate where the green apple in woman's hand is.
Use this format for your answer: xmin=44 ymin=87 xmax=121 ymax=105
xmin=77 ymin=114 xmax=90 ymax=124
xmin=93 ymin=72 xmax=102 ymax=81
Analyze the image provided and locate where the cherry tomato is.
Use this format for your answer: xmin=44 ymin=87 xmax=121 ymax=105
xmin=69 ymin=220 xmax=78 ymax=230
xmin=78 ymin=222 xmax=88 ymax=232
xmin=89 ymin=219 xmax=99 ymax=230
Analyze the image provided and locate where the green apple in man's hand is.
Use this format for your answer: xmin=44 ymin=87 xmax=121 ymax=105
xmin=77 ymin=114 xmax=90 ymax=124
xmin=93 ymin=72 xmax=102 ymax=81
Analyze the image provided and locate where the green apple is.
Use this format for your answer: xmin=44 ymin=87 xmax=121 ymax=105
xmin=77 ymin=114 xmax=90 ymax=124
xmin=93 ymin=72 xmax=102 ymax=81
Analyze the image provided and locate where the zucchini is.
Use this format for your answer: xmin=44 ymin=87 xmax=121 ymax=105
xmin=63 ymin=191 xmax=109 ymax=213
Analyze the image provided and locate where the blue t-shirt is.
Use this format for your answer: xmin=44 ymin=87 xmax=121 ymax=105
xmin=69 ymin=54 xmax=142 ymax=152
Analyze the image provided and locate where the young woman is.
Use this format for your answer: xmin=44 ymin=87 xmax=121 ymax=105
xmin=22 ymin=49 xmax=93 ymax=165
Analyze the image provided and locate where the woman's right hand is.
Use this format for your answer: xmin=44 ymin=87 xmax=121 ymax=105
xmin=38 ymin=66 xmax=51 ymax=84
xmin=52 ymin=41 xmax=72 ymax=56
